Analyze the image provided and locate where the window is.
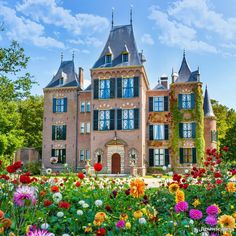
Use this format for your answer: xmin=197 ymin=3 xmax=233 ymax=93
xmin=183 ymin=123 xmax=192 ymax=138
xmin=99 ymin=80 xmax=110 ymax=99
xmin=59 ymin=78 xmax=64 ymax=85
xmin=122 ymin=109 xmax=134 ymax=130
xmin=52 ymin=125 xmax=66 ymax=140
xmin=86 ymin=150 xmax=90 ymax=160
xmin=105 ymin=54 xmax=112 ymax=64
xmin=98 ymin=110 xmax=110 ymax=131
xmin=183 ymin=148 xmax=192 ymax=163
xmin=80 ymin=123 xmax=85 ymax=134
xmin=86 ymin=101 xmax=91 ymax=112
xmin=154 ymin=149 xmax=165 ymax=166
xmin=80 ymin=150 xmax=85 ymax=161
xmin=81 ymin=102 xmax=85 ymax=112
xmin=122 ymin=78 xmax=134 ymax=98
xmin=153 ymin=96 xmax=164 ymax=111
xmin=51 ymin=149 xmax=66 ymax=164
xmin=182 ymin=94 xmax=191 ymax=109
xmin=153 ymin=125 xmax=165 ymax=140
xmin=211 ymin=130 xmax=218 ymax=142
xmin=53 ymin=98 xmax=67 ymax=113
xmin=86 ymin=122 xmax=90 ymax=133
xmin=122 ymin=53 xmax=129 ymax=63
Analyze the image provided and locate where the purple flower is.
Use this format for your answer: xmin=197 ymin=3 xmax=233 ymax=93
xmin=206 ymin=205 xmax=218 ymax=215
xmin=116 ymin=220 xmax=125 ymax=229
xmin=26 ymin=229 xmax=54 ymax=236
xmin=205 ymin=215 xmax=217 ymax=226
xmin=175 ymin=201 xmax=189 ymax=213
xmin=189 ymin=209 xmax=203 ymax=220
xmin=13 ymin=186 xmax=37 ymax=207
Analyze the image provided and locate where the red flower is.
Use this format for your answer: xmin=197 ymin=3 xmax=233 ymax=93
xmin=216 ymin=179 xmax=223 ymax=185
xmin=96 ymin=228 xmax=106 ymax=236
xmin=13 ymin=161 xmax=23 ymax=169
xmin=105 ymin=205 xmax=112 ymax=213
xmin=75 ymin=181 xmax=81 ymax=187
xmin=0 ymin=160 xmax=2 ymax=167
xmin=222 ymin=146 xmax=229 ymax=152
xmin=78 ymin=172 xmax=85 ymax=179
xmin=44 ymin=199 xmax=53 ymax=207
xmin=214 ymin=172 xmax=221 ymax=178
xmin=51 ymin=185 xmax=59 ymax=192
xmin=230 ymin=169 xmax=236 ymax=176
xmin=0 ymin=174 xmax=10 ymax=180
xmin=6 ymin=165 xmax=16 ymax=173
xmin=94 ymin=163 xmax=103 ymax=172
xmin=58 ymin=201 xmax=70 ymax=209
xmin=20 ymin=175 xmax=31 ymax=184
xmin=216 ymin=159 xmax=222 ymax=164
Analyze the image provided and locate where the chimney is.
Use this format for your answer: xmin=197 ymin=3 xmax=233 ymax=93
xmin=160 ymin=75 xmax=168 ymax=89
xmin=171 ymin=69 xmax=178 ymax=83
xmin=78 ymin=67 xmax=84 ymax=89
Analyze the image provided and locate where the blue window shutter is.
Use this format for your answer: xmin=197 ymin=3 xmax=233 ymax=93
xmin=149 ymin=149 xmax=154 ymax=167
xmin=53 ymin=98 xmax=56 ymax=113
xmin=180 ymin=148 xmax=184 ymax=164
xmin=63 ymin=125 xmax=66 ymax=140
xmin=93 ymin=110 xmax=98 ymax=130
xmin=110 ymin=109 xmax=115 ymax=130
xmin=93 ymin=79 xmax=99 ymax=99
xmin=110 ymin=78 xmax=115 ymax=98
xmin=164 ymin=124 xmax=169 ymax=140
xmin=117 ymin=109 xmax=122 ymax=130
xmin=191 ymin=93 xmax=195 ymax=109
xmin=192 ymin=123 xmax=196 ymax=138
xmin=117 ymin=78 xmax=122 ymax=98
xmin=134 ymin=108 xmax=139 ymax=129
xmin=52 ymin=125 xmax=55 ymax=140
xmin=149 ymin=97 xmax=153 ymax=112
xmin=51 ymin=149 xmax=55 ymax=157
xmin=192 ymin=148 xmax=197 ymax=164
xmin=178 ymin=94 xmax=182 ymax=109
xmin=62 ymin=149 xmax=66 ymax=164
xmin=149 ymin=125 xmax=153 ymax=140
xmin=134 ymin=77 xmax=139 ymax=97
xmin=64 ymin=97 xmax=67 ymax=112
xmin=179 ymin=123 xmax=183 ymax=138
xmin=164 ymin=96 xmax=169 ymax=111
xmin=165 ymin=149 xmax=169 ymax=166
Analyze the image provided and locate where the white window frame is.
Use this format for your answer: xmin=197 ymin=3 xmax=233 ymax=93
xmin=154 ymin=149 xmax=165 ymax=166
xmin=86 ymin=122 xmax=90 ymax=133
xmin=79 ymin=150 xmax=85 ymax=161
xmin=80 ymin=122 xmax=85 ymax=134
xmin=153 ymin=96 xmax=164 ymax=112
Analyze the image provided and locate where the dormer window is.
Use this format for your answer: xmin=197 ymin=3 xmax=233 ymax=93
xmin=122 ymin=52 xmax=129 ymax=63
xmin=105 ymin=54 xmax=112 ymax=64
xmin=59 ymin=77 xmax=64 ymax=85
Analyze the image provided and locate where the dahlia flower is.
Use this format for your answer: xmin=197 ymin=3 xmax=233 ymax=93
xmin=205 ymin=215 xmax=217 ymax=226
xmin=26 ymin=229 xmax=54 ymax=236
xmin=116 ymin=220 xmax=125 ymax=228
xmin=13 ymin=186 xmax=37 ymax=207
xmin=95 ymin=200 xmax=103 ymax=207
xmin=189 ymin=209 xmax=203 ymax=220
xmin=139 ymin=217 xmax=147 ymax=224
xmin=206 ymin=205 xmax=218 ymax=215
xmin=175 ymin=201 xmax=189 ymax=213
xmin=52 ymin=192 xmax=62 ymax=203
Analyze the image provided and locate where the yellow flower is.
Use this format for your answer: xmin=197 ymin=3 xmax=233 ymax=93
xmin=130 ymin=178 xmax=145 ymax=198
xmin=223 ymin=232 xmax=232 ymax=236
xmin=141 ymin=208 xmax=147 ymax=215
xmin=133 ymin=210 xmax=143 ymax=219
xmin=175 ymin=190 xmax=185 ymax=203
xmin=95 ymin=212 xmax=106 ymax=222
xmin=84 ymin=226 xmax=92 ymax=233
xmin=9 ymin=233 xmax=16 ymax=236
xmin=232 ymin=212 xmax=236 ymax=219
xmin=125 ymin=222 xmax=131 ymax=229
xmin=218 ymin=215 xmax=235 ymax=229
xmin=226 ymin=182 xmax=235 ymax=192
xmin=120 ymin=213 xmax=128 ymax=221
xmin=192 ymin=199 xmax=201 ymax=208
xmin=0 ymin=228 xmax=4 ymax=234
xmin=93 ymin=219 xmax=102 ymax=226
xmin=213 ymin=204 xmax=221 ymax=214
xmin=168 ymin=183 xmax=179 ymax=194
xmin=166 ymin=234 xmax=173 ymax=236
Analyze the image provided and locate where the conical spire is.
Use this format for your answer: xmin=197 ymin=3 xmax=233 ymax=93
xmin=203 ymin=86 xmax=215 ymax=117
xmin=177 ymin=51 xmax=191 ymax=82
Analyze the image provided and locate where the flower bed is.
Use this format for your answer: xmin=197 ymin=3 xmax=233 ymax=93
xmin=0 ymin=148 xmax=235 ymax=235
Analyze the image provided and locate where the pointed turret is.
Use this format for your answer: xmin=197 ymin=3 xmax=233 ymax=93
xmin=203 ymin=86 xmax=215 ymax=117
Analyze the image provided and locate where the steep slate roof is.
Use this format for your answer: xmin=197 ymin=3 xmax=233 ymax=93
xmin=45 ymin=60 xmax=79 ymax=88
xmin=203 ymin=86 xmax=215 ymax=117
xmin=92 ymin=24 xmax=142 ymax=68
xmin=175 ymin=53 xmax=200 ymax=83
xmin=153 ymin=80 xmax=166 ymax=90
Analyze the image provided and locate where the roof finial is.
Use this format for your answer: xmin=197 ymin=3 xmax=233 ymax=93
xmin=172 ymin=67 xmax=174 ymax=75
xmin=183 ymin=49 xmax=186 ymax=58
xmin=61 ymin=52 xmax=63 ymax=62
xmin=130 ymin=4 xmax=133 ymax=25
xmin=72 ymin=51 xmax=75 ymax=61
xmin=111 ymin=7 xmax=114 ymax=29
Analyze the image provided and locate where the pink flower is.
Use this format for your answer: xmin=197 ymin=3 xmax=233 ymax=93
xmin=206 ymin=205 xmax=218 ymax=215
xmin=189 ymin=209 xmax=203 ymax=220
xmin=175 ymin=201 xmax=188 ymax=213
xmin=26 ymin=229 xmax=54 ymax=236
xmin=116 ymin=220 xmax=125 ymax=228
xmin=13 ymin=186 xmax=37 ymax=207
xmin=205 ymin=215 xmax=217 ymax=226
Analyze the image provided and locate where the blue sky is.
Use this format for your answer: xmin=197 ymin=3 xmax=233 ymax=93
xmin=1 ymin=0 xmax=236 ymax=109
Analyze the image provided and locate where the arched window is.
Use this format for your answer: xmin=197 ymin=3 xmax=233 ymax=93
xmin=94 ymin=149 xmax=104 ymax=163
xmin=128 ymin=148 xmax=138 ymax=165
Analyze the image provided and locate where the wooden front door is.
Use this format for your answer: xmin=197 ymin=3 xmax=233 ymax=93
xmin=112 ymin=153 xmax=121 ymax=174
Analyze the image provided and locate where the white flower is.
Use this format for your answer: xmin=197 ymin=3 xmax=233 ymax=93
xmin=64 ymin=163 xmax=68 ymax=167
xmin=62 ymin=234 xmax=70 ymax=236
xmin=185 ymin=169 xmax=189 ymax=174
xmin=168 ymin=164 xmax=171 ymax=168
xmin=52 ymin=192 xmax=62 ymax=203
xmin=189 ymin=219 xmax=194 ymax=225
xmin=82 ymin=203 xmax=89 ymax=208
xmin=57 ymin=211 xmax=64 ymax=218
xmin=193 ymin=228 xmax=198 ymax=233
xmin=78 ymin=200 xmax=85 ymax=205
xmin=168 ymin=171 xmax=173 ymax=176
xmin=139 ymin=217 xmax=147 ymax=224
xmin=95 ymin=200 xmax=103 ymax=207
xmin=46 ymin=168 xmax=52 ymax=175
xmin=41 ymin=223 xmax=49 ymax=230
xmin=77 ymin=210 xmax=83 ymax=215
xmin=162 ymin=166 xmax=167 ymax=171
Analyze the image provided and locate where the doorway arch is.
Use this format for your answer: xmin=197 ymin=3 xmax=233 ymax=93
xmin=111 ymin=153 xmax=121 ymax=174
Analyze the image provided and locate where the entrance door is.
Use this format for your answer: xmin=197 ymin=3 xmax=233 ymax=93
xmin=112 ymin=153 xmax=121 ymax=174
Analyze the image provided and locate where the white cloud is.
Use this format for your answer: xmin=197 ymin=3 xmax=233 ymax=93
xmin=0 ymin=3 xmax=64 ymax=48
xmin=16 ymin=0 xmax=109 ymax=35
xmin=69 ymin=37 xmax=103 ymax=47
xmin=141 ymin=34 xmax=154 ymax=45
xmin=149 ymin=6 xmax=217 ymax=53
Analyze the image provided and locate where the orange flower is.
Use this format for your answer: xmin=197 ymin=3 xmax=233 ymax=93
xmin=40 ymin=191 xmax=47 ymax=197
xmin=169 ymin=183 xmax=179 ymax=194
xmin=133 ymin=210 xmax=143 ymax=219
xmin=218 ymin=215 xmax=235 ymax=229
xmin=1 ymin=218 xmax=12 ymax=228
xmin=51 ymin=185 xmax=59 ymax=192
xmin=95 ymin=212 xmax=106 ymax=222
xmin=0 ymin=227 xmax=4 ymax=234
xmin=120 ymin=213 xmax=128 ymax=221
xmin=232 ymin=212 xmax=236 ymax=219
xmin=0 ymin=210 xmax=4 ymax=219
xmin=130 ymin=179 xmax=145 ymax=198
xmin=226 ymin=182 xmax=235 ymax=193
xmin=175 ymin=190 xmax=185 ymax=203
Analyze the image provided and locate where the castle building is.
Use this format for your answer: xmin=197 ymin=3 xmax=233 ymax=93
xmin=42 ymin=18 xmax=217 ymax=175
